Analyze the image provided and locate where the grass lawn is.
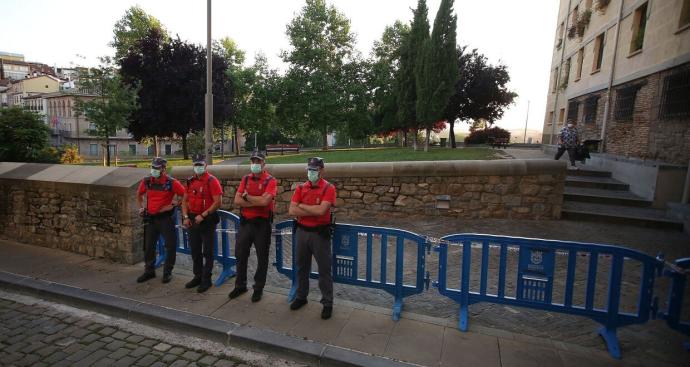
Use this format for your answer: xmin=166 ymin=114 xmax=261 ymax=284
xmin=261 ymin=147 xmax=500 ymax=165
xmin=78 ymin=156 xmax=225 ymax=168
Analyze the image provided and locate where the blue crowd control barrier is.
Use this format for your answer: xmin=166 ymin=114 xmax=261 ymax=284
xmin=433 ymin=233 xmax=664 ymax=359
xmin=659 ymin=257 xmax=690 ymax=350
xmin=274 ymin=220 xmax=430 ymax=320
xmin=155 ymin=208 xmax=240 ymax=287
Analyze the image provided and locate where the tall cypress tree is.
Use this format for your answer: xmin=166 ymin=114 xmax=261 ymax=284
xmin=417 ymin=0 xmax=459 ymax=151
xmin=396 ymin=0 xmax=429 ymax=151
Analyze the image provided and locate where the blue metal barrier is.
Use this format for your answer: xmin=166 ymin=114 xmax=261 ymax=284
xmin=274 ymin=220 xmax=429 ymax=320
xmin=155 ymin=209 xmax=240 ymax=287
xmin=659 ymin=257 xmax=690 ymax=350
xmin=434 ymin=233 xmax=663 ymax=359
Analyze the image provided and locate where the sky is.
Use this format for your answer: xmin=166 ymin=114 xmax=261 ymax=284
xmin=1 ymin=0 xmax=559 ymax=134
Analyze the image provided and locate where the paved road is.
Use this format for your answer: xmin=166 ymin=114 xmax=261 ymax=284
xmin=0 ymin=291 xmax=300 ymax=367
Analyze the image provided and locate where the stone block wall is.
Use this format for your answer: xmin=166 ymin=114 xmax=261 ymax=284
xmin=0 ymin=163 xmax=144 ymax=264
xmin=173 ymin=160 xmax=566 ymax=221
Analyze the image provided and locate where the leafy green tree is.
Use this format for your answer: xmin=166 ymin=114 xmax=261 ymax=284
xmin=445 ymin=47 xmax=517 ymax=147
xmin=280 ymin=0 xmax=359 ymax=150
xmin=111 ymin=6 xmax=167 ymax=61
xmin=397 ymin=0 xmax=429 ymax=151
xmin=0 ymin=107 xmax=55 ymax=162
xmin=417 ymin=0 xmax=459 ymax=151
xmin=75 ymin=58 xmax=138 ymax=167
xmin=370 ymin=21 xmax=409 ymax=141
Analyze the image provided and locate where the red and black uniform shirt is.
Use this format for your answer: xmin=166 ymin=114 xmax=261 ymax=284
xmin=290 ymin=178 xmax=336 ymax=227
xmin=137 ymin=175 xmax=186 ymax=215
xmin=237 ymin=171 xmax=277 ymax=219
xmin=186 ymin=172 xmax=223 ymax=215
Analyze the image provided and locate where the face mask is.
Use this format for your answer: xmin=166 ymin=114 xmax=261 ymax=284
xmin=193 ymin=166 xmax=206 ymax=175
xmin=567 ymin=124 xmax=574 ymax=128
xmin=250 ymin=163 xmax=262 ymax=174
xmin=150 ymin=168 xmax=161 ymax=178
xmin=307 ymin=170 xmax=319 ymax=183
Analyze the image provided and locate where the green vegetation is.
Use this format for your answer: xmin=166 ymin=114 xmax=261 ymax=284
xmin=261 ymin=147 xmax=499 ymax=165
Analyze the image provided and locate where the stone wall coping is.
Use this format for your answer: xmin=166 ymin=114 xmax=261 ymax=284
xmin=172 ymin=159 xmax=566 ymax=179
xmin=0 ymin=162 xmax=146 ymax=188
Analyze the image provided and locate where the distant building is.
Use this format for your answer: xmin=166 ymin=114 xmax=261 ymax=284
xmin=543 ymin=0 xmax=690 ymax=164
xmin=6 ymin=75 xmax=60 ymax=106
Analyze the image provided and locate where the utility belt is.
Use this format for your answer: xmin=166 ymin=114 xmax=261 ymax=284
xmin=142 ymin=208 xmax=173 ymax=224
xmin=240 ymin=215 xmax=271 ymax=226
xmin=296 ymin=221 xmax=333 ymax=239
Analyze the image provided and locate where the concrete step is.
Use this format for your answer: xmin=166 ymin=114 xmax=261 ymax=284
xmin=564 ymin=187 xmax=652 ymax=207
xmin=566 ymin=168 xmax=612 ymax=178
xmin=565 ymin=175 xmax=630 ymax=191
xmin=562 ymin=201 xmax=683 ymax=230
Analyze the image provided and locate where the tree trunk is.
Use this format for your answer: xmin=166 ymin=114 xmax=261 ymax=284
xmin=105 ymin=137 xmax=111 ymax=167
xmin=233 ymin=124 xmax=239 ymax=156
xmin=154 ymin=136 xmax=160 ymax=156
xmin=181 ymin=133 xmax=188 ymax=160
xmin=403 ymin=130 xmax=408 ymax=147
xmin=412 ymin=129 xmax=418 ymax=151
xmin=322 ymin=129 xmax=329 ymax=151
xmin=424 ymin=128 xmax=430 ymax=152
xmin=449 ymin=119 xmax=456 ymax=148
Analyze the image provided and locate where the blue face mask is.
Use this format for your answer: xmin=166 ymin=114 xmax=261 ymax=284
xmin=193 ymin=166 xmax=206 ymax=175
xmin=307 ymin=170 xmax=319 ymax=183
xmin=150 ymin=168 xmax=161 ymax=178
xmin=250 ymin=163 xmax=262 ymax=174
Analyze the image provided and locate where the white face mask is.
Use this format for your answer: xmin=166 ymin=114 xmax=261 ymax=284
xmin=193 ymin=166 xmax=206 ymax=175
xmin=307 ymin=170 xmax=319 ymax=183
xmin=150 ymin=168 xmax=161 ymax=178
xmin=567 ymin=123 xmax=574 ymax=128
xmin=250 ymin=163 xmax=262 ymax=174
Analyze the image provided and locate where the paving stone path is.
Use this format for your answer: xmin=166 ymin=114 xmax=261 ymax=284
xmin=0 ymin=294 xmax=295 ymax=367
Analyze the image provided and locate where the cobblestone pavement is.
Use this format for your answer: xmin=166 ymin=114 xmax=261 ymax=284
xmin=0 ymin=291 xmax=302 ymax=367
xmin=219 ymin=213 xmax=690 ymax=357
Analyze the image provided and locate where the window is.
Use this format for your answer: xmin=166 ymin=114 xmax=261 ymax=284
xmin=147 ymin=145 xmax=154 ymax=156
xmin=572 ymin=5 xmax=579 ymax=26
xmin=585 ymin=0 xmax=593 ymax=9
xmin=681 ymin=0 xmax=690 ymax=29
xmin=660 ymin=70 xmax=690 ymax=119
xmin=567 ymin=100 xmax=579 ymax=123
xmin=593 ymin=33 xmax=605 ymax=71
xmin=614 ymin=85 xmax=641 ymax=121
xmin=552 ymin=67 xmax=559 ymax=93
xmin=562 ymin=58 xmax=571 ymax=89
xmin=630 ymin=2 xmax=648 ymax=53
xmin=108 ymin=145 xmax=116 ymax=158
xmin=558 ymin=108 xmax=565 ymax=124
xmin=584 ymin=95 xmax=599 ymax=123
xmin=547 ymin=111 xmax=554 ymax=125
xmin=129 ymin=144 xmax=137 ymax=155
xmin=165 ymin=144 xmax=172 ymax=155
xmin=575 ymin=48 xmax=584 ymax=80
xmin=88 ymin=123 xmax=96 ymax=131
xmin=557 ymin=22 xmax=565 ymax=48
xmin=89 ymin=144 xmax=98 ymax=156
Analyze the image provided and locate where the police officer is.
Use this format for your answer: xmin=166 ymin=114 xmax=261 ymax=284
xmin=136 ymin=157 xmax=186 ymax=283
xmin=288 ymin=157 xmax=337 ymax=319
xmin=181 ymin=154 xmax=223 ymax=293
xmin=228 ymin=151 xmax=277 ymax=302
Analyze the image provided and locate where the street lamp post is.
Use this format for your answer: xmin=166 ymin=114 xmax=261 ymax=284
xmin=204 ymin=0 xmax=214 ymax=164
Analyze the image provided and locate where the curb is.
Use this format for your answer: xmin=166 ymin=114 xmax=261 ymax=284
xmin=0 ymin=271 xmax=417 ymax=367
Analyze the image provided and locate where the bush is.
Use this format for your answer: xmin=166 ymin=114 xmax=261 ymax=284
xmin=60 ymin=144 xmax=83 ymax=164
xmin=0 ymin=107 xmax=53 ymax=162
xmin=464 ymin=127 xmax=511 ymax=145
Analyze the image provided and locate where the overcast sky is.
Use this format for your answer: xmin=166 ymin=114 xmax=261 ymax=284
xmin=1 ymin=0 xmax=558 ymax=133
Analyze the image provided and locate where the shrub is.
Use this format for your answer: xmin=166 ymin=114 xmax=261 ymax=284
xmin=464 ymin=127 xmax=511 ymax=145
xmin=60 ymin=144 xmax=83 ymax=164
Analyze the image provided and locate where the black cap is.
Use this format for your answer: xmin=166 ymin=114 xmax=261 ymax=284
xmin=307 ymin=157 xmax=324 ymax=170
xmin=151 ymin=157 xmax=167 ymax=169
xmin=191 ymin=153 xmax=206 ymax=165
xmin=250 ymin=150 xmax=266 ymax=161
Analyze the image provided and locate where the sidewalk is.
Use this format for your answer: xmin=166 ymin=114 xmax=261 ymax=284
xmin=0 ymin=239 xmax=678 ymax=367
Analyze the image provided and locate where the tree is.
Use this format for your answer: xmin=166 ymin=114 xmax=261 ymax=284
xmin=396 ymin=0 xmax=429 ymax=151
xmin=445 ymin=47 xmax=517 ymax=147
xmin=417 ymin=0 xmax=459 ymax=152
xmin=75 ymin=58 xmax=138 ymax=167
xmin=0 ymin=107 xmax=55 ymax=162
xmin=112 ymin=6 xmax=167 ymax=61
xmin=280 ymin=0 xmax=359 ymax=150
xmin=370 ymin=21 xmax=409 ymax=141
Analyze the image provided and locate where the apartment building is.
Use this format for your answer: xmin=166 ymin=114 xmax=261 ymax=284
xmin=543 ymin=0 xmax=690 ymax=202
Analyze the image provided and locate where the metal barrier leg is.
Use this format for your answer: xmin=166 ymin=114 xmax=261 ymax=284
xmin=154 ymin=236 xmax=165 ymax=268
xmin=214 ymin=262 xmax=236 ymax=287
xmin=459 ymin=303 xmax=469 ymax=332
xmin=598 ymin=326 xmax=621 ymax=359
xmin=393 ymin=297 xmax=403 ymax=321
xmin=287 ymin=282 xmax=297 ymax=303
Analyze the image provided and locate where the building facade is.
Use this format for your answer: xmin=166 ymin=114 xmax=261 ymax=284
xmin=6 ymin=75 xmax=60 ymax=107
xmin=543 ymin=0 xmax=690 ymax=165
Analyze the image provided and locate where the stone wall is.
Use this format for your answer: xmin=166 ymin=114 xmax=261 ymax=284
xmin=172 ymin=160 xmax=566 ymax=221
xmin=0 ymin=163 xmax=143 ymax=264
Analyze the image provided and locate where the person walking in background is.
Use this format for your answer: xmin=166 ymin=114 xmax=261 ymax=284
xmin=555 ymin=121 xmax=580 ymax=169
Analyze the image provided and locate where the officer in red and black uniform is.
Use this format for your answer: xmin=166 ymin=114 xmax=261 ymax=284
xmin=228 ymin=151 xmax=277 ymax=303
xmin=136 ymin=157 xmax=186 ymax=284
xmin=288 ymin=157 xmax=337 ymax=319
xmin=181 ymin=154 xmax=223 ymax=293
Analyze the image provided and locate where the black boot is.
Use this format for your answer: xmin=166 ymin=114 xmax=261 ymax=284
xmin=137 ymin=272 xmax=155 ymax=283
xmin=185 ymin=277 xmax=201 ymax=289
